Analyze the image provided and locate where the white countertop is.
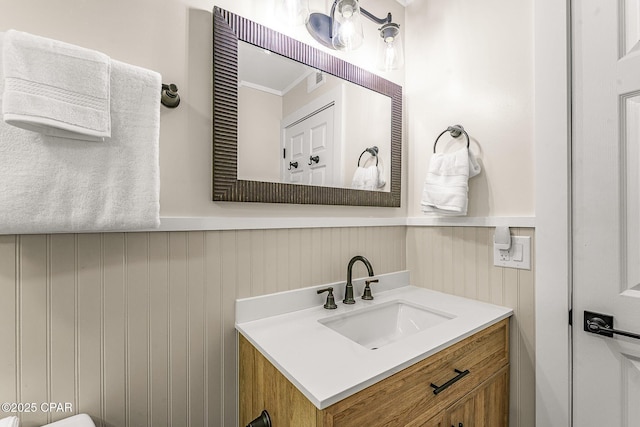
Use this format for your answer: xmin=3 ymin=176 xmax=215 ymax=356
xmin=235 ymin=271 xmax=513 ymax=409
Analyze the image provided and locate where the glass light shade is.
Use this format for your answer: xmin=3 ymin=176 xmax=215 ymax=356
xmin=277 ymin=0 xmax=309 ymax=26
xmin=331 ymin=0 xmax=364 ymax=51
xmin=377 ymin=23 xmax=404 ymax=71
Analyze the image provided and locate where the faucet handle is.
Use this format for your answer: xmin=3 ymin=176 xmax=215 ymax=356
xmin=362 ymin=279 xmax=379 ymax=300
xmin=317 ymin=287 xmax=337 ymax=309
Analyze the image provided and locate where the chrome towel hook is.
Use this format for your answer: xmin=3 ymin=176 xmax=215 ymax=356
xmin=433 ymin=124 xmax=470 ymax=153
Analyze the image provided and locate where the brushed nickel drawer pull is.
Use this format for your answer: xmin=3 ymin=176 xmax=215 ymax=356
xmin=430 ymin=369 xmax=470 ymax=395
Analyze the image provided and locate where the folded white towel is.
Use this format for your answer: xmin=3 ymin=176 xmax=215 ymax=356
xmin=41 ymin=414 xmax=95 ymax=427
xmin=421 ymin=147 xmax=481 ymax=216
xmin=351 ymin=165 xmax=380 ymax=190
xmin=2 ymin=29 xmax=110 ymax=141
xmin=0 ymin=32 xmax=160 ymax=233
xmin=0 ymin=416 xmax=19 ymax=427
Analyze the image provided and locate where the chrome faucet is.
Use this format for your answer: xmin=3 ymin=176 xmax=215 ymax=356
xmin=343 ymin=255 xmax=375 ymax=304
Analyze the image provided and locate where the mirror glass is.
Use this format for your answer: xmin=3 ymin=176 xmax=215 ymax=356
xmin=237 ymin=41 xmax=391 ymax=192
xmin=212 ymin=6 xmax=402 ymax=206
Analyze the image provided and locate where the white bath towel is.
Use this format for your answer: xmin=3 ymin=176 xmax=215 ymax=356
xmin=351 ymin=165 xmax=380 ymax=190
xmin=2 ymin=29 xmax=111 ymax=141
xmin=421 ymin=147 xmax=481 ymax=216
xmin=0 ymin=32 xmax=160 ymax=233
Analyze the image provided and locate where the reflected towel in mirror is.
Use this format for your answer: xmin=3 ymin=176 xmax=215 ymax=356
xmin=351 ymin=165 xmax=382 ymax=190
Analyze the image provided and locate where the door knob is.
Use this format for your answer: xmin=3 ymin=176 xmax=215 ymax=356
xmin=308 ymin=155 xmax=320 ymax=165
xmin=584 ymin=311 xmax=640 ymax=340
xmin=288 ymin=161 xmax=298 ymax=170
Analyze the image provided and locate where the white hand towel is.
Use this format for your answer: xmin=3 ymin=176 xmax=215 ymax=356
xmin=421 ymin=147 xmax=481 ymax=216
xmin=2 ymin=29 xmax=111 ymax=141
xmin=0 ymin=31 xmax=160 ymax=233
xmin=375 ymin=161 xmax=386 ymax=189
xmin=351 ymin=165 xmax=379 ymax=190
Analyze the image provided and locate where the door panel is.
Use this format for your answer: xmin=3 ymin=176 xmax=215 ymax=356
xmin=308 ymin=121 xmax=330 ymax=185
xmin=282 ymin=105 xmax=335 ymax=186
xmin=573 ymin=0 xmax=640 ymax=425
xmin=284 ymin=130 xmax=305 ymax=183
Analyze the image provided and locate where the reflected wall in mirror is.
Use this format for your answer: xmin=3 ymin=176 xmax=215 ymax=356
xmin=237 ymin=41 xmax=391 ymax=192
xmin=213 ymin=6 xmax=402 ymax=206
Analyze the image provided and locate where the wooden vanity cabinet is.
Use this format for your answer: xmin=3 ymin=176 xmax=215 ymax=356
xmin=239 ymin=318 xmax=509 ymax=427
xmin=429 ymin=365 xmax=509 ymax=427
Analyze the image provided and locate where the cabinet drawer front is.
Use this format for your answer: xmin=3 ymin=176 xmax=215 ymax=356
xmin=323 ymin=319 xmax=509 ymax=427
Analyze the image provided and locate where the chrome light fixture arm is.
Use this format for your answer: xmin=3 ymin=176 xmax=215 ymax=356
xmin=308 ymin=1 xmax=394 ymax=48
xmin=360 ymin=8 xmax=392 ymax=25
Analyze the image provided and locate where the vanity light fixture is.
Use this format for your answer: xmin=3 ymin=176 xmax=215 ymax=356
xmin=277 ymin=0 xmax=310 ymax=26
xmin=306 ymin=0 xmax=404 ymax=70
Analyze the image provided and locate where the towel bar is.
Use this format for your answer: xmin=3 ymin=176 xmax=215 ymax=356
xmin=433 ymin=125 xmax=469 ymax=153
xmin=161 ymin=83 xmax=180 ymax=108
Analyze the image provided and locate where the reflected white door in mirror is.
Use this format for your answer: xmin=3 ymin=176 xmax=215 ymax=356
xmin=283 ymin=104 xmax=337 ymax=186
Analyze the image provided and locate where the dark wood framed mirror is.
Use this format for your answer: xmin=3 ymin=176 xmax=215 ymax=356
xmin=212 ymin=6 xmax=402 ymax=206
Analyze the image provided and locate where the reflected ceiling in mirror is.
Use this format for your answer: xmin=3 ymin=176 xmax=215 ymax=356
xmin=213 ymin=6 xmax=402 ymax=206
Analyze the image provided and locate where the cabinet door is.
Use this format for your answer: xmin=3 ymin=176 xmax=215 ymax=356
xmin=472 ymin=366 xmax=508 ymax=427
xmin=445 ymin=392 xmax=475 ymax=427
xmin=446 ymin=366 xmax=509 ymax=427
xmin=239 ymin=335 xmax=320 ymax=427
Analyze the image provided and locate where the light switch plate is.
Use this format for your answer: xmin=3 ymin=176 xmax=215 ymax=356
xmin=493 ymin=236 xmax=531 ymax=269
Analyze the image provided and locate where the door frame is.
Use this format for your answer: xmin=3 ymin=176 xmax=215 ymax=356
xmin=534 ymin=0 xmax=572 ymax=426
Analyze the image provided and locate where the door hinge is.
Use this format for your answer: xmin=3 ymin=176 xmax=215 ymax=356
xmin=569 ymin=309 xmax=573 ymax=326
xmin=283 ymin=148 xmax=286 ymax=159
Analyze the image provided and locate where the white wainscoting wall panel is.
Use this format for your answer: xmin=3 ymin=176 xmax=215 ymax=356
xmin=0 ymin=227 xmax=406 ymax=427
xmin=0 ymin=226 xmax=532 ymax=427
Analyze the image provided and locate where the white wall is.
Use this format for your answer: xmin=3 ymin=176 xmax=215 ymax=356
xmin=404 ymin=1 xmax=537 ymax=426
xmin=405 ymin=0 xmax=534 ymax=218
xmin=0 ymin=0 xmax=406 ymax=220
xmin=237 ymin=86 xmax=282 ymax=183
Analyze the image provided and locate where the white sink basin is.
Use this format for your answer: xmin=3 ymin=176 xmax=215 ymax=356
xmin=318 ymin=300 xmax=455 ymax=350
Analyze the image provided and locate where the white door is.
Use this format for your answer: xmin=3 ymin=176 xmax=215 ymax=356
xmin=282 ymin=105 xmax=335 ymax=186
xmin=283 ymin=126 xmax=306 ymax=184
xmin=573 ymin=1 xmax=640 ymax=425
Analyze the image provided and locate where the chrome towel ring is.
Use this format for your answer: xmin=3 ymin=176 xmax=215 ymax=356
xmin=433 ymin=125 xmax=470 ymax=153
xmin=357 ymin=146 xmax=379 ymax=166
